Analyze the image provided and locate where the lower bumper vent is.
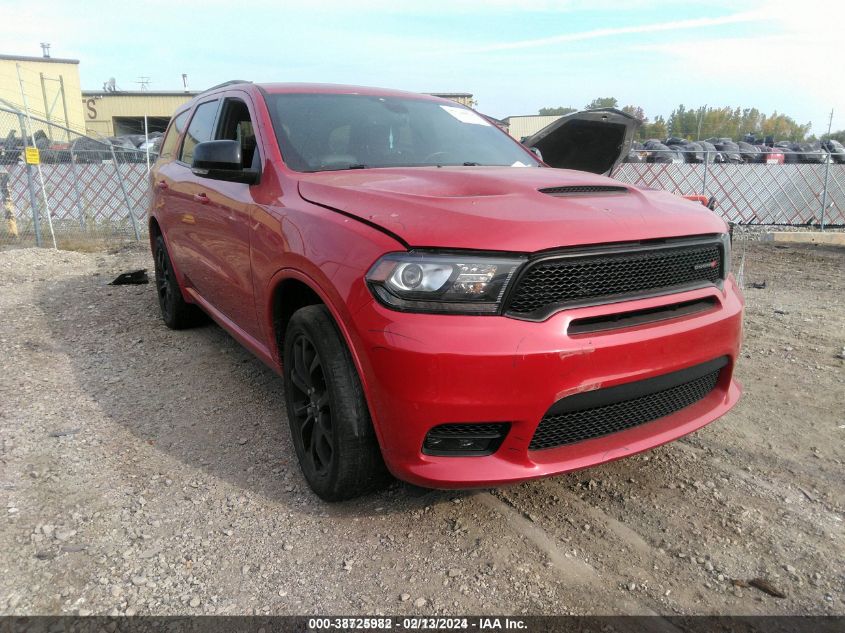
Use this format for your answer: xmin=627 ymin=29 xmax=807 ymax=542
xmin=529 ymin=357 xmax=727 ymax=451
xmin=423 ymin=423 xmax=510 ymax=456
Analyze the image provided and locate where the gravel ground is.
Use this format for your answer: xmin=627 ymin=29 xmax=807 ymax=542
xmin=0 ymin=241 xmax=842 ymax=617
xmin=730 ymin=224 xmax=845 ymax=241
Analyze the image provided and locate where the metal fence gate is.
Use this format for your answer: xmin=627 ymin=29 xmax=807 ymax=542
xmin=1 ymin=103 xmax=151 ymax=248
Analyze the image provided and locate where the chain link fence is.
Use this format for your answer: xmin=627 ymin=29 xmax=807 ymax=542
xmin=3 ymin=103 xmax=845 ymax=251
xmin=612 ymin=150 xmax=845 ymax=227
xmin=0 ymin=103 xmax=152 ymax=249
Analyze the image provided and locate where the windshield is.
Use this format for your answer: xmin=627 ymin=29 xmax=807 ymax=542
xmin=264 ymin=93 xmax=540 ymax=172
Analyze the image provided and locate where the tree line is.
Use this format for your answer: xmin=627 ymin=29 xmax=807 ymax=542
xmin=537 ymin=98 xmax=839 ymax=143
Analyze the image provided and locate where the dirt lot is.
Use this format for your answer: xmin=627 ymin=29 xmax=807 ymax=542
xmin=0 ymin=241 xmax=842 ymax=617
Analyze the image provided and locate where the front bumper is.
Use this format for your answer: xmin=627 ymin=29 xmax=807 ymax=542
xmin=350 ymin=277 xmax=744 ymax=488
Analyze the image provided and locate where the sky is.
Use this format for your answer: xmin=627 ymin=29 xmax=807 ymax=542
xmin=1 ymin=0 xmax=843 ymax=135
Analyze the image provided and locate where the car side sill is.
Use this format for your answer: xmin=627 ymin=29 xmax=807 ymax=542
xmin=184 ymin=287 xmax=279 ymax=373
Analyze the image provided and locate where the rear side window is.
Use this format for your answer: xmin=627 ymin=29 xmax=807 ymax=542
xmin=159 ymin=111 xmax=188 ymax=159
xmin=180 ymin=100 xmax=219 ymax=165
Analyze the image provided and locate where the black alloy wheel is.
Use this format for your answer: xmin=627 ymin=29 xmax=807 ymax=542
xmin=154 ymin=240 xmax=174 ymax=317
xmin=283 ymin=305 xmax=388 ymax=501
xmin=288 ymin=333 xmax=334 ymax=475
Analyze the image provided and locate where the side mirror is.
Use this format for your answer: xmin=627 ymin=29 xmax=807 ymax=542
xmin=191 ymin=140 xmax=259 ymax=185
xmin=528 ymin=146 xmax=543 ymax=161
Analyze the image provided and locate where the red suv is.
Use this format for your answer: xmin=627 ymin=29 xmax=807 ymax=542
xmin=150 ymin=82 xmax=743 ymax=501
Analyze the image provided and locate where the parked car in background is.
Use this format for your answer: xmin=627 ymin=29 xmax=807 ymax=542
xmin=138 ymin=132 xmax=164 ymax=156
xmin=666 ymin=138 xmax=705 ymax=163
xmin=761 ymin=147 xmax=785 ymax=164
xmin=641 ymin=139 xmax=684 ymax=163
xmin=822 ymin=139 xmax=845 ymax=164
xmin=771 ymin=141 xmax=829 ymax=164
xmin=795 ymin=142 xmax=825 ymax=164
xmin=149 ymin=82 xmax=743 ymax=501
xmin=737 ymin=141 xmax=760 ymax=163
xmin=774 ymin=141 xmax=800 ymax=163
xmin=623 ymin=141 xmax=646 ymax=163
xmin=697 ymin=140 xmax=721 ymax=163
xmin=69 ymin=136 xmax=113 ymax=163
xmin=706 ymin=138 xmax=743 ymax=164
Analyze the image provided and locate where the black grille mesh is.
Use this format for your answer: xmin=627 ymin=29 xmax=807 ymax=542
xmin=529 ymin=369 xmax=720 ymax=450
xmin=507 ymin=242 xmax=722 ymax=317
xmin=539 ymin=185 xmax=629 ymax=196
xmin=426 ymin=423 xmax=510 ymax=437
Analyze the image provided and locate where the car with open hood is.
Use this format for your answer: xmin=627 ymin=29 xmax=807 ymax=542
xmin=149 ymin=82 xmax=743 ymax=501
xmin=519 ymin=107 xmax=640 ymax=175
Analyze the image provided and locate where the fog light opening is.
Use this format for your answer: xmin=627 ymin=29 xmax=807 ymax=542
xmin=422 ymin=423 xmax=510 ymax=457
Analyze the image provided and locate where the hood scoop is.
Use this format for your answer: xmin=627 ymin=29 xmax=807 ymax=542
xmin=539 ymin=185 xmax=629 ymax=197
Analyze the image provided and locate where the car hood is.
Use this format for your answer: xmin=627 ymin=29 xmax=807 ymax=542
xmin=522 ymin=108 xmax=641 ymax=175
xmin=297 ymin=166 xmax=726 ymax=252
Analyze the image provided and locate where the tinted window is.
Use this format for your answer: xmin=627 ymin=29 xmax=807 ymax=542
xmin=180 ymin=100 xmax=219 ymax=165
xmin=159 ymin=111 xmax=188 ymax=159
xmin=264 ymin=93 xmax=539 ymax=172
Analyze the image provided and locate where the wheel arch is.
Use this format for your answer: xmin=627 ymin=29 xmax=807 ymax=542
xmin=266 ymin=268 xmax=387 ymax=450
xmin=271 ymin=276 xmax=324 ymax=362
xmin=148 ymin=215 xmax=162 ymax=250
xmin=148 ymin=215 xmax=192 ymax=298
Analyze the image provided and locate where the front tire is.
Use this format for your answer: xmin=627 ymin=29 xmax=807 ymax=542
xmin=283 ymin=305 xmax=389 ymax=501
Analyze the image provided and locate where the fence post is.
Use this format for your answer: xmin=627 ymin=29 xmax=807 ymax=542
xmin=108 ymin=144 xmax=141 ymax=241
xmin=68 ymin=144 xmax=86 ymax=230
xmin=701 ymin=151 xmax=710 ymax=196
xmin=18 ymin=113 xmax=42 ymax=247
xmin=819 ymin=150 xmax=831 ymax=230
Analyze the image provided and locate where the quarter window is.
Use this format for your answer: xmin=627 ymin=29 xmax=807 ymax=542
xmin=180 ymin=100 xmax=219 ymax=165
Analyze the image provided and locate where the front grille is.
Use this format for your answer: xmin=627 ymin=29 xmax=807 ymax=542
xmin=539 ymin=185 xmax=629 ymax=196
xmin=506 ymin=240 xmax=723 ymax=319
xmin=529 ymin=358 xmax=725 ymax=451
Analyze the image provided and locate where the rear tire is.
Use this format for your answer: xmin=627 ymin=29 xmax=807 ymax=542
xmin=283 ymin=305 xmax=389 ymax=501
xmin=153 ymin=235 xmax=205 ymax=330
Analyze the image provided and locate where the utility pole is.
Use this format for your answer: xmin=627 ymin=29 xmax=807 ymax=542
xmin=696 ymin=104 xmax=707 ymax=141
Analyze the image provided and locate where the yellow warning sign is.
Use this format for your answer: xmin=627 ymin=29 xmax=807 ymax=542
xmin=24 ymin=147 xmax=40 ymax=165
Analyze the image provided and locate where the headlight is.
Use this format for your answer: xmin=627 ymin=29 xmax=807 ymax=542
xmin=719 ymin=232 xmax=731 ymax=278
xmin=366 ymin=252 xmax=526 ymax=314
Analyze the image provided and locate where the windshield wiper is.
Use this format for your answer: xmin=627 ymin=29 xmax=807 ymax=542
xmin=313 ymin=163 xmax=369 ymax=172
xmin=462 ymin=162 xmax=482 ymax=166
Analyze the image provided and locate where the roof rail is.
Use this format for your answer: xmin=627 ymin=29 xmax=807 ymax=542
xmin=201 ymin=79 xmax=252 ymax=94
